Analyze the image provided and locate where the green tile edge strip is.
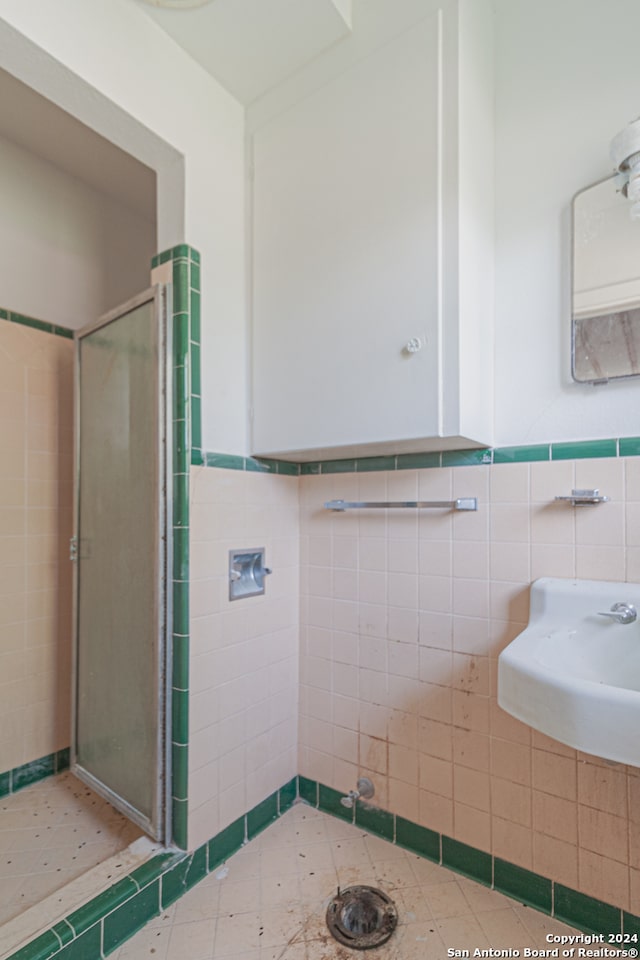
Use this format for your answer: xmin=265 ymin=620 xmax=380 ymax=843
xmin=201 ymin=451 xmax=301 ymax=475
xmin=301 ymin=777 xmax=638 ymax=938
xmin=1 ymin=308 xmax=74 ymax=339
xmin=160 ymin=244 xmax=202 ymax=851
xmin=199 ymin=437 xmax=640 ymax=476
xmin=0 ymin=748 xmax=70 ymax=799
xmin=6 ymin=778 xmax=299 ymax=960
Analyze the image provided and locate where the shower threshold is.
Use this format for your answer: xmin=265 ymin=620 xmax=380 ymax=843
xmin=1 ymin=834 xmax=163 ymax=958
xmin=0 ymin=772 xmax=163 ymax=958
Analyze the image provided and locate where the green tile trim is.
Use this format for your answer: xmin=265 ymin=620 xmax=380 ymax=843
xmin=0 ymin=770 xmax=10 ymax=798
xmin=66 ymin=877 xmax=138 ymax=937
xmin=298 ymin=775 xmax=318 ymax=806
xmin=493 ymin=858 xmax=552 ymax=914
xmin=441 ymin=835 xmax=492 ymax=885
xmin=620 ymin=437 xmax=640 ymax=457
xmin=8 ymin=930 xmax=61 ymax=960
xmin=0 ymin=746 xmax=71 ymax=801
xmin=552 ymin=439 xmax=618 ymax=460
xmin=8 ymin=775 xmax=639 ymax=960
xmin=247 ymin=790 xmax=278 ymax=839
xmin=357 ymin=456 xmax=397 ymax=472
xmin=318 ymin=783 xmax=353 ymax=823
xmin=623 ymin=912 xmax=640 ymax=938
xmin=161 ymin=847 xmax=207 ymax=908
xmin=493 ymin=444 xmax=550 ymax=464
xmin=395 ymin=816 xmax=440 ymax=862
xmin=279 ymin=777 xmax=297 ymax=814
xmin=56 ymin=926 xmax=102 ymax=960
xmin=199 ymin=452 xmax=300 ymax=474
xmin=204 ymin=451 xmax=246 ymax=470
xmin=442 ymin=449 xmax=493 ymax=467
xmin=554 ymin=885 xmax=622 ymax=935
xmin=354 ymin=801 xmax=394 ymax=840
xmin=208 ymin=815 xmax=246 ymax=871
xmin=153 ymin=243 xmax=202 ymax=852
xmin=318 ymin=458 xmax=358 ymax=474
xmin=396 ymin=452 xmax=441 ymax=470
xmin=50 ymin=922 xmax=74 ymax=949
xmin=102 ymin=880 xmax=161 ymax=955
xmin=200 ymin=437 xmax=640 ymax=476
xmin=1 ymin=309 xmax=73 ymax=339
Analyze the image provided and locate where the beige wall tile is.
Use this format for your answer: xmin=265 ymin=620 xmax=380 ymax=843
xmin=533 ymin=833 xmax=578 ymax=888
xmin=489 ymin=581 xmax=530 ymax=623
xmin=490 ymin=541 xmax=531 ymax=583
xmin=419 ymin=753 xmax=453 ymax=798
xmin=491 ymin=738 xmax=531 ymax=786
xmin=492 ymin=817 xmax=533 ymax=870
xmin=452 ymin=653 xmax=490 ymax=697
xmin=389 ymin=777 xmax=420 ymax=822
xmin=389 ymin=742 xmax=419 ymax=786
xmin=454 ymin=765 xmax=490 ymax=812
xmin=453 ymin=728 xmax=490 ymax=773
xmin=491 ymin=778 xmax=532 ymax=827
xmin=578 ymin=805 xmax=629 ymax=863
xmin=359 ymin=733 xmax=388 ymax=775
xmin=578 ymin=761 xmax=628 ymax=818
xmin=418 ymin=717 xmax=453 ymax=761
xmin=490 ymin=463 xmax=530 ymax=503
xmin=419 ymin=611 xmax=453 ymax=650
xmin=533 ymin=791 xmax=578 ymax=843
xmin=575 ymin=458 xmax=624 ymax=501
xmin=578 ymin=849 xmax=629 ymax=911
xmin=454 ymin=802 xmax=491 ymax=852
xmin=532 ymin=749 xmax=577 ymax=799
xmin=298 ymin=453 xmax=640 ymax=912
xmin=419 ymin=787 xmax=453 ymax=836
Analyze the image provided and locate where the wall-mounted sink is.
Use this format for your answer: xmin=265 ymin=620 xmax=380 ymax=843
xmin=498 ymin=577 xmax=640 ymax=766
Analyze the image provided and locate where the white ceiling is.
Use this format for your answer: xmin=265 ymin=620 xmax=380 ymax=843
xmin=0 ymin=0 xmax=354 ymax=221
xmin=131 ymin=0 xmax=353 ymax=104
xmin=0 ymin=67 xmax=156 ymax=222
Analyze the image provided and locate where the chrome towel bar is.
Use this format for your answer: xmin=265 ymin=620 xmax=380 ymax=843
xmin=324 ymin=498 xmax=477 ymax=512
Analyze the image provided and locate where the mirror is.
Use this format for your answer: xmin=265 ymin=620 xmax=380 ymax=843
xmin=572 ymin=175 xmax=640 ymax=382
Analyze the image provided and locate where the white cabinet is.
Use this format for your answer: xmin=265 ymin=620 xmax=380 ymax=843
xmin=250 ymin=0 xmax=494 ymax=461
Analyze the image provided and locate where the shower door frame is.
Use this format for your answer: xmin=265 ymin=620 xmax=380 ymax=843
xmin=70 ymin=285 xmax=172 ymax=844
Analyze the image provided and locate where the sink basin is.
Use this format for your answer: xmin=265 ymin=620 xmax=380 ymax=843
xmin=497 ymin=577 xmax=640 ymax=766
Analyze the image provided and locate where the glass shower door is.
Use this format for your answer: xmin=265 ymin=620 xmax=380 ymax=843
xmin=72 ymin=287 xmax=169 ymax=842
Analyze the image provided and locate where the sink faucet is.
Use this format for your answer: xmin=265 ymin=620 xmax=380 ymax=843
xmin=598 ymin=602 xmax=637 ymax=624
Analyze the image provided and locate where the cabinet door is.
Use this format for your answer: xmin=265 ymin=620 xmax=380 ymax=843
xmin=251 ymin=13 xmax=442 ymax=459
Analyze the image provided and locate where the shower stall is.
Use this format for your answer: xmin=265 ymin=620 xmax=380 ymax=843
xmin=0 ymin=285 xmax=172 ymax=945
xmin=72 ymin=285 xmax=172 ymax=843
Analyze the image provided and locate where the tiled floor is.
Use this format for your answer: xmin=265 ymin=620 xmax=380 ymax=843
xmin=0 ymin=772 xmax=142 ymax=926
xmin=113 ymin=804 xmax=578 ymax=960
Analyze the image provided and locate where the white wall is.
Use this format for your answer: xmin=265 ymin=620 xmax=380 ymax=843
xmin=494 ymin=0 xmax=640 ymax=446
xmin=0 ymin=0 xmax=247 ymax=454
xmin=0 ymin=133 xmax=154 ymax=328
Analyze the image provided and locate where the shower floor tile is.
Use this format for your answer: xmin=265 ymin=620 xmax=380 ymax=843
xmin=0 ymin=771 xmax=142 ymax=926
xmin=112 ymin=804 xmax=579 ymax=960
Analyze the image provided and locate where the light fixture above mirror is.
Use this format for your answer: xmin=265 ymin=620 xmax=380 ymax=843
xmin=610 ymin=117 xmax=640 ymax=220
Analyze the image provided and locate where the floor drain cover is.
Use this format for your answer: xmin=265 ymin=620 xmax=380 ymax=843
xmin=326 ymin=885 xmax=398 ymax=950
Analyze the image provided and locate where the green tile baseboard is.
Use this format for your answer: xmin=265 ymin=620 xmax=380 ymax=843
xmin=199 ymin=437 xmax=640 ymax=476
xmin=0 ymin=748 xmax=70 ymax=799
xmin=301 ymin=776 xmax=637 ymax=938
xmin=0 ymin=308 xmax=74 ymax=339
xmin=7 ymin=778 xmax=298 ymax=960
xmin=8 ymin=774 xmax=639 ymax=958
